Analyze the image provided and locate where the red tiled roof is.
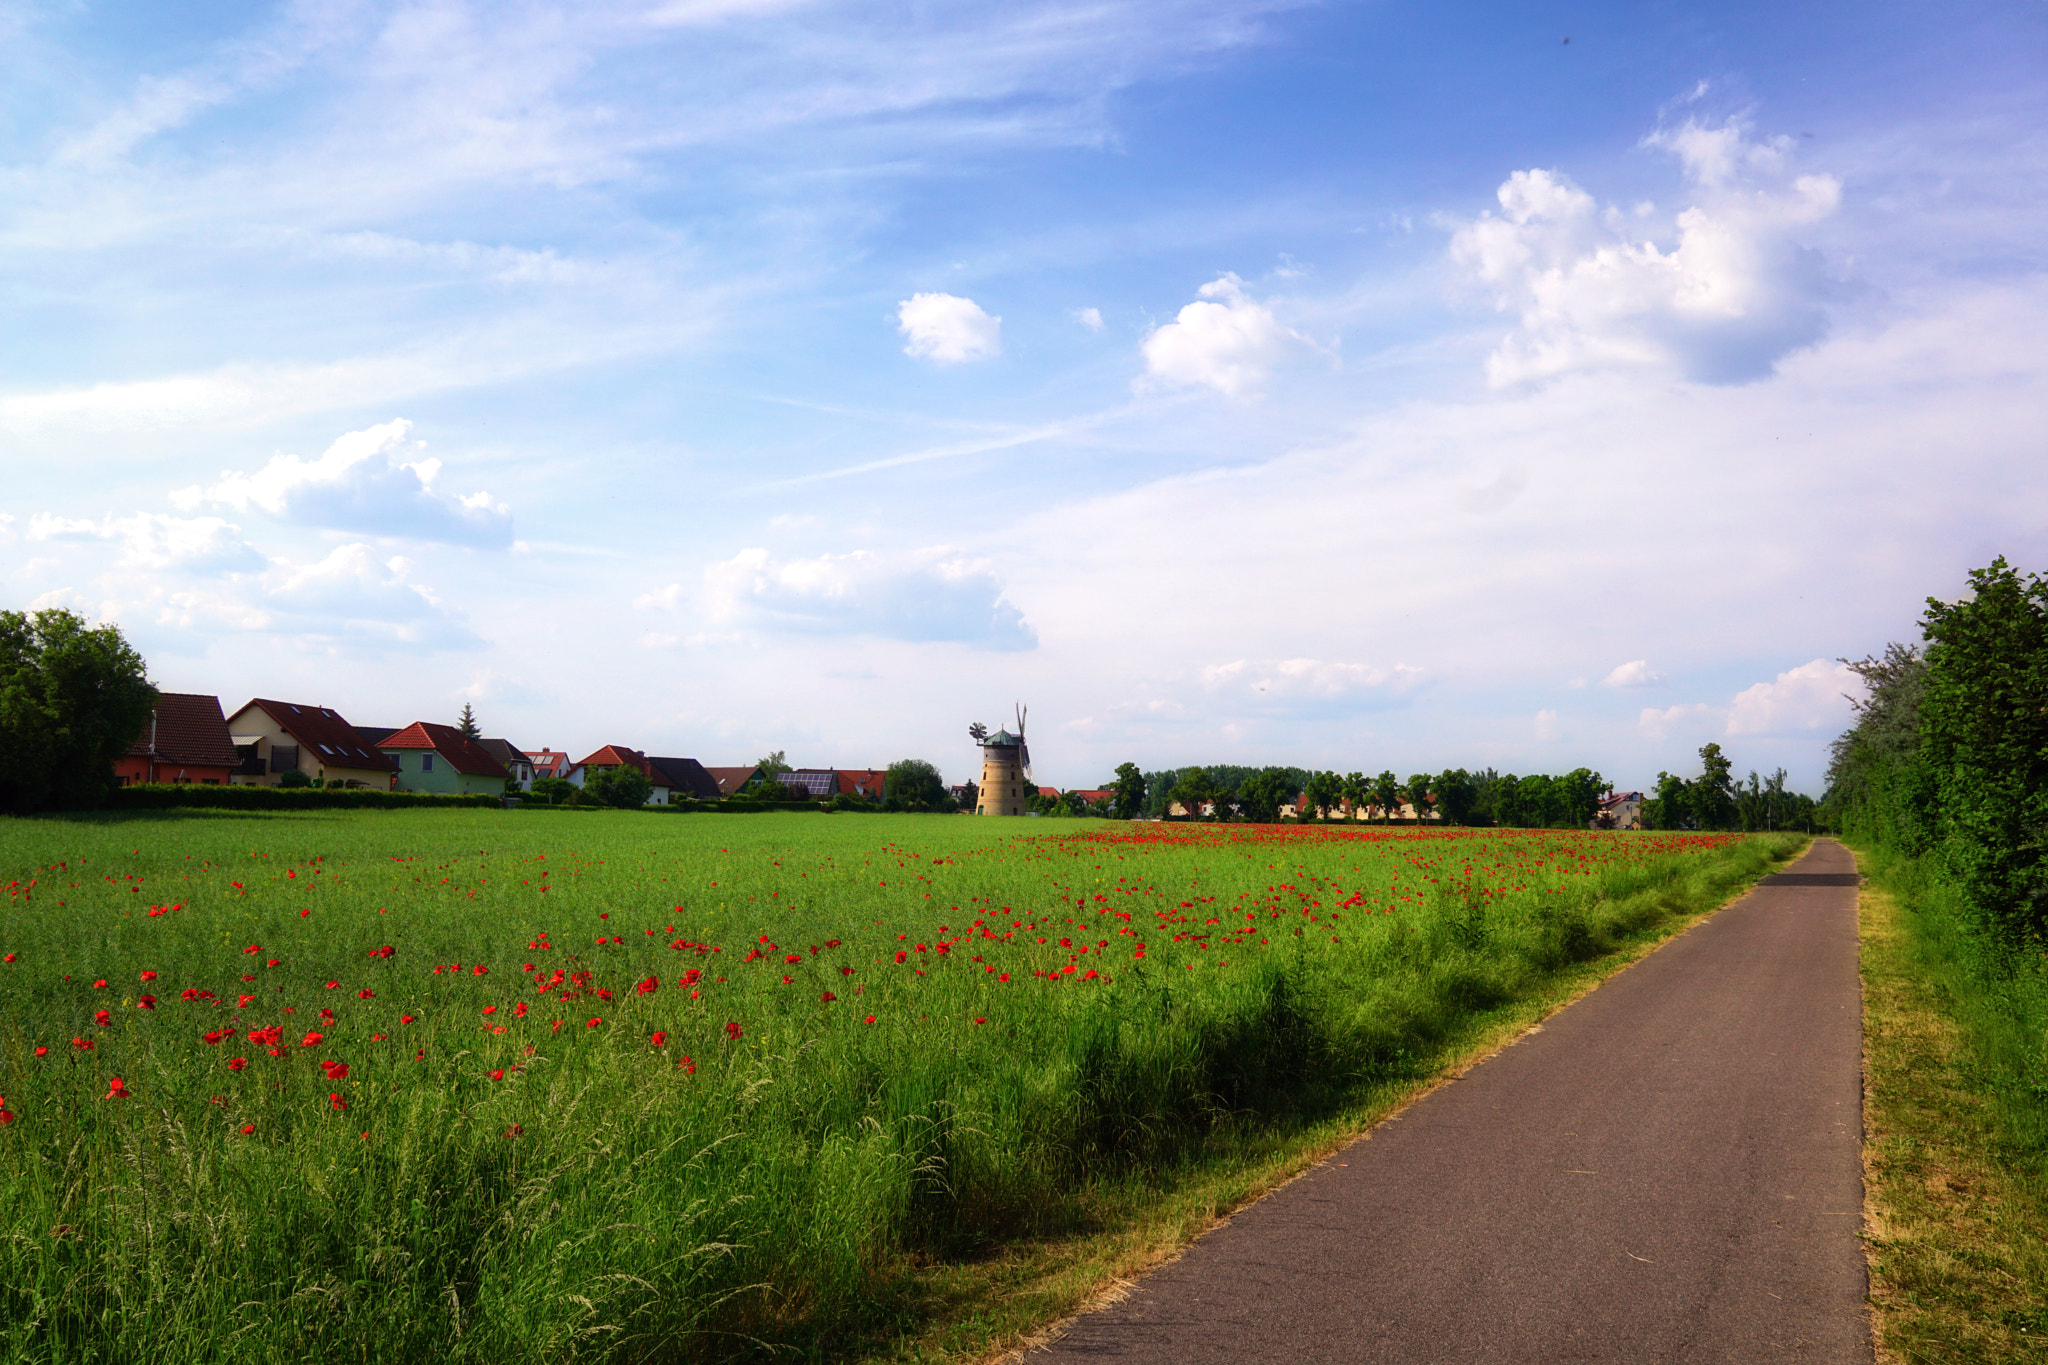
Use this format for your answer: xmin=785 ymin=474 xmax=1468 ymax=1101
xmin=378 ymin=722 xmax=509 ymax=779
xmin=239 ymin=699 xmax=398 ymax=772
xmin=706 ymin=766 xmax=762 ymax=797
xmin=126 ymin=693 xmax=238 ymax=768
xmin=576 ymin=745 xmax=646 ymax=770
xmin=837 ymin=768 xmax=888 ymax=797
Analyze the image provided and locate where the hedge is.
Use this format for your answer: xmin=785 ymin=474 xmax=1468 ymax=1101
xmin=107 ymin=785 xmax=504 ymax=812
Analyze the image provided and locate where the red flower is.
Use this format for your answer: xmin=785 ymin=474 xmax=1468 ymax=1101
xmin=0 ymin=1110 xmax=14 ymax=1125
xmin=586 ymin=1017 xmax=601 ymax=1029
xmin=72 ymin=1038 xmax=92 ymax=1051
xmin=400 ymin=1015 xmax=415 ymax=1024
xmin=651 ymin=1031 xmax=667 ymax=1047
xmin=2 ymin=953 xmax=12 ymax=963
xmin=33 ymin=1046 xmax=47 ymax=1057
xmin=514 ymin=1001 xmax=528 ymax=1017
xmin=323 ymin=1061 xmax=349 ymax=1081
xmin=840 ymin=966 xmax=855 ymax=976
xmin=239 ymin=1123 xmax=255 ymax=1136
xmin=329 ymin=1092 xmax=347 ymax=1111
xmin=358 ymin=989 xmax=375 ymax=999
xmin=93 ymin=1010 xmax=110 ymax=1026
xmin=482 ymin=1005 xmax=497 ymax=1016
xmin=472 ymin=965 xmax=488 ymax=976
xmin=300 ymin=1031 xmax=323 ymax=1047
xmin=325 ymin=980 xmax=339 ymax=990
xmin=487 ymin=1069 xmax=505 ymax=1081
xmin=678 ymin=1055 xmax=696 ymax=1074
xmin=819 ymin=991 xmax=836 ymax=1003
xmin=974 ymin=1017 xmax=986 ymax=1024
xmin=140 ymin=970 xmax=157 ymax=981
xmin=93 ymin=979 xmax=107 ymax=989
xmin=238 ymin=994 xmax=255 ymax=1007
xmin=105 ymin=1076 xmax=129 ymax=1098
xmin=724 ymin=1021 xmax=742 ymax=1041
xmin=635 ymin=975 xmax=659 ymax=995
xmin=894 ymin=951 xmax=908 ymax=964
xmin=784 ymin=954 xmax=802 ymax=964
xmin=228 ymin=1057 xmax=248 ymax=1071
xmin=863 ymin=1015 xmax=876 ymax=1024
xmin=137 ymin=995 xmax=156 ymax=1010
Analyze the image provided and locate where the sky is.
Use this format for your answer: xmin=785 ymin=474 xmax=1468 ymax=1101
xmin=3 ymin=0 xmax=2044 ymax=794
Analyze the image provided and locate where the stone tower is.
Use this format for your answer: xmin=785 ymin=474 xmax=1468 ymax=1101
xmin=970 ymin=706 xmax=1031 ymax=816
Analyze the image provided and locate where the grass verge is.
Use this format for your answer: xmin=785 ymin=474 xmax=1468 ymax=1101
xmin=1858 ymin=851 xmax=2048 ymax=1363
xmin=864 ymin=834 xmax=1816 ymax=1365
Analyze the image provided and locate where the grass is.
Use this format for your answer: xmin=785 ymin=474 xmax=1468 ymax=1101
xmin=0 ymin=810 xmax=1803 ymax=1363
xmin=1857 ymin=845 xmax=2048 ymax=1363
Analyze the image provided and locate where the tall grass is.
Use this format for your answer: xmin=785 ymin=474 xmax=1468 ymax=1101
xmin=0 ymin=811 xmax=1797 ymax=1361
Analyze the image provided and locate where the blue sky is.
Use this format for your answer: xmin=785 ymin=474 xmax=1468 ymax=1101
xmin=4 ymin=0 xmax=2044 ymax=793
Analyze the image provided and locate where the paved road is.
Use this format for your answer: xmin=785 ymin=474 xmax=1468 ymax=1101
xmin=1035 ymin=839 xmax=1868 ymax=1364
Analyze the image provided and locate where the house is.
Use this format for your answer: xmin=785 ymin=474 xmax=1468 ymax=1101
xmin=378 ymin=723 xmax=511 ymax=796
xmin=526 ymin=749 xmax=572 ymax=782
xmin=1067 ymin=789 xmax=1114 ymax=805
xmin=1596 ymin=790 xmax=1645 ymax=830
xmin=1037 ymin=785 xmax=1060 ymax=801
xmin=225 ymin=699 xmax=399 ymax=788
xmin=776 ymin=768 xmax=839 ymax=799
xmin=647 ymin=756 xmax=720 ymax=802
xmin=478 ymin=739 xmax=534 ymax=791
xmin=115 ymin=692 xmax=238 ymax=786
xmin=571 ymin=745 xmax=677 ymax=804
xmin=838 ymin=769 xmax=888 ymax=800
xmin=706 ymin=766 xmax=764 ymax=798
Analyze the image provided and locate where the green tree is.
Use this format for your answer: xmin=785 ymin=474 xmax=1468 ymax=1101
xmin=1302 ymin=770 xmax=1343 ymax=822
xmin=0 ymin=607 xmax=157 ymax=813
xmin=585 ymin=763 xmax=653 ymax=808
xmin=883 ymin=759 xmax=949 ymax=812
xmin=531 ymin=775 xmax=575 ymax=805
xmin=1341 ymin=772 xmax=1368 ymax=821
xmin=1168 ymin=768 xmax=1219 ymax=820
xmin=1372 ymin=770 xmax=1401 ymax=823
xmin=1434 ymin=768 xmax=1479 ymax=826
xmin=1694 ymin=743 xmax=1736 ymax=830
xmin=1404 ymin=774 xmax=1434 ymax=823
xmin=457 ymin=703 xmax=480 ymax=740
xmin=1917 ymin=557 xmax=2048 ymax=941
xmin=1646 ymin=771 xmax=1691 ymax=829
xmin=1111 ymin=762 xmax=1148 ymax=820
xmin=1560 ymin=768 xmax=1606 ymax=828
xmin=1238 ymin=767 xmax=1295 ymax=823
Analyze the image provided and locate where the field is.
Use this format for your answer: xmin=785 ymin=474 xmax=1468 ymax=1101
xmin=0 ymin=810 xmax=1799 ymax=1362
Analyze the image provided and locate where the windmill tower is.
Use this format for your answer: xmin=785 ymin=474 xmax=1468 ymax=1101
xmin=969 ymin=705 xmax=1032 ymax=816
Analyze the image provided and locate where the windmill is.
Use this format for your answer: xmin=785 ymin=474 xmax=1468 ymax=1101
xmin=967 ymin=703 xmax=1032 ymax=816
xmin=1015 ymin=703 xmax=1031 ymax=781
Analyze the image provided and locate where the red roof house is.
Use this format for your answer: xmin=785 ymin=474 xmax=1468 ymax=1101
xmin=115 ymin=692 xmax=239 ymax=786
xmin=377 ymin=723 xmax=510 ymax=795
xmin=225 ymin=699 xmax=400 ymax=788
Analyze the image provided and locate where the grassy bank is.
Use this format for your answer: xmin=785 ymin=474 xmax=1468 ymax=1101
xmin=0 ymin=814 xmax=1801 ymax=1362
xmin=1858 ymin=845 xmax=2048 ymax=1362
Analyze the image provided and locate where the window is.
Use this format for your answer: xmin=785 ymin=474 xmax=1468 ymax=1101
xmin=421 ymin=753 xmax=435 ymax=773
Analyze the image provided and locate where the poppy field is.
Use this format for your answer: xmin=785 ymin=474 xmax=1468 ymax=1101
xmin=0 ymin=810 xmax=1801 ymax=1362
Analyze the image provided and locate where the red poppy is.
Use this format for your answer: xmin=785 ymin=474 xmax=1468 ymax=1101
xmin=323 ymin=1061 xmax=349 ymax=1081
xmin=93 ymin=1010 xmax=110 ymax=1026
xmin=472 ymin=965 xmax=488 ymax=976
xmin=239 ymin=1123 xmax=255 ymax=1136
xmin=586 ymin=1017 xmax=601 ymax=1029
xmin=0 ymin=1110 xmax=14 ymax=1125
xmin=724 ymin=1021 xmax=742 ymax=1041
xmin=140 ymin=970 xmax=157 ymax=981
xmin=400 ymin=1015 xmax=415 ymax=1024
xmin=863 ymin=1015 xmax=876 ymax=1024
xmin=635 ymin=975 xmax=659 ymax=995
xmin=358 ymin=989 xmax=375 ymax=999
xmin=105 ymin=1076 xmax=129 ymax=1099
xmin=72 ymin=1038 xmax=92 ymax=1051
xmin=678 ymin=1055 xmax=696 ymax=1074
xmin=238 ymin=994 xmax=255 ymax=1007
xmin=819 ymin=991 xmax=836 ymax=1003
xmin=1 ymin=953 xmax=12 ymax=963
xmin=651 ymin=1031 xmax=667 ymax=1047
xmin=33 ymin=1046 xmax=47 ymax=1057
xmin=228 ymin=1057 xmax=248 ymax=1071
xmin=137 ymin=995 xmax=156 ymax=1010
xmin=487 ymin=1069 xmax=505 ymax=1081
xmin=329 ymin=1092 xmax=347 ymax=1111
xmin=482 ymin=1005 xmax=497 ymax=1016
xmin=300 ymin=1031 xmax=323 ymax=1047
xmin=93 ymin=979 xmax=107 ymax=989
xmin=325 ymin=980 xmax=339 ymax=990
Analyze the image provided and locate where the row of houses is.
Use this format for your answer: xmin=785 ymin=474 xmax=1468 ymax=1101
xmin=113 ymin=692 xmax=897 ymax=804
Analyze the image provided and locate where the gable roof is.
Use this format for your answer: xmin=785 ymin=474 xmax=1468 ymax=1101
xmin=526 ymin=749 xmax=570 ymax=776
xmin=837 ymin=768 xmax=887 ymax=797
xmin=377 ymin=722 xmax=510 ymax=779
xmin=646 ymin=756 xmax=720 ymax=801
xmin=576 ymin=744 xmax=647 ymax=770
xmin=237 ymin=699 xmax=398 ymax=772
xmin=477 ymin=738 xmax=530 ymax=771
xmin=777 ymin=768 xmax=838 ymax=798
xmin=705 ymin=766 xmax=762 ymax=797
xmin=126 ymin=693 xmax=238 ymax=768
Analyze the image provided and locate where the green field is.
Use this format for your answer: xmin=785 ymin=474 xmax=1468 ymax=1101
xmin=0 ymin=810 xmax=1798 ymax=1362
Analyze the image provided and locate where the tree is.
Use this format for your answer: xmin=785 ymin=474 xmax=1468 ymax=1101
xmin=1168 ymin=768 xmax=1219 ymax=820
xmin=0 ymin=607 xmax=157 ymax=813
xmin=586 ymin=763 xmax=653 ymax=808
xmin=1434 ymin=768 xmax=1479 ymax=826
xmin=1559 ymin=768 xmax=1606 ymax=828
xmin=532 ymin=775 xmax=575 ymax=805
xmin=1372 ymin=770 xmax=1401 ymax=823
xmin=1341 ymin=772 xmax=1368 ymax=821
xmin=1646 ymin=771 xmax=1691 ymax=829
xmin=1238 ymin=767 xmax=1295 ymax=823
xmin=883 ymin=759 xmax=949 ymax=812
xmin=1111 ymin=762 xmax=1147 ymax=821
xmin=1302 ymin=770 xmax=1344 ymax=822
xmin=1403 ymin=774 xmax=1434 ymax=822
xmin=457 ymin=703 xmax=480 ymax=740
xmin=1694 ymin=743 xmax=1736 ymax=830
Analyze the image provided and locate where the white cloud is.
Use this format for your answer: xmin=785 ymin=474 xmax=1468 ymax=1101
xmin=1073 ymin=306 xmax=1104 ymax=331
xmin=1534 ymin=708 xmax=1561 ymax=741
xmin=634 ymin=583 xmax=686 ymax=611
xmin=1725 ymin=658 xmax=1864 ymax=736
xmin=27 ymin=511 xmax=264 ymax=574
xmin=1638 ymin=703 xmax=1714 ymax=741
xmin=184 ymin=419 xmax=514 ymax=548
xmin=1141 ymin=274 xmax=1306 ymax=397
xmin=1603 ymin=659 xmax=1664 ymax=688
xmin=1199 ymin=657 xmax=1423 ymax=711
xmin=1448 ymin=120 xmax=1841 ymax=385
xmin=705 ymin=545 xmax=1035 ymax=649
xmin=897 ymin=293 xmax=1003 ymax=364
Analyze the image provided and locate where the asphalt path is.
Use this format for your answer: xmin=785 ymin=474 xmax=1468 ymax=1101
xmin=1033 ymin=839 xmax=1868 ymax=1364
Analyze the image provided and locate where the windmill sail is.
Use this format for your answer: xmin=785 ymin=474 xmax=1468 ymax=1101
xmin=1016 ymin=703 xmax=1031 ymax=778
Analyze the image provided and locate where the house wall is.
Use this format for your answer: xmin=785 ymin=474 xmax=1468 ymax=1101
xmin=223 ymin=704 xmax=393 ymax=789
xmin=113 ymin=757 xmax=231 ymax=786
xmin=382 ymin=749 xmax=505 ymax=795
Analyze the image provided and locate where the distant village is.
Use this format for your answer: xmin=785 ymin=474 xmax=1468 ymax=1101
xmin=112 ymin=690 xmax=1650 ymax=827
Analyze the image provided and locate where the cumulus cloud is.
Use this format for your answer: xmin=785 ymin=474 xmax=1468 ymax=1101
xmin=1638 ymin=702 xmax=1714 ymax=741
xmin=1726 ymin=658 xmax=1864 ymax=736
xmin=1200 ymin=657 xmax=1423 ymax=709
xmin=1072 ymin=306 xmax=1104 ymax=331
xmin=1141 ymin=274 xmax=1306 ymax=397
xmin=1448 ymin=120 xmax=1841 ymax=385
xmin=1603 ymin=659 xmax=1664 ymax=688
xmin=178 ymin=419 xmax=513 ymax=548
xmin=705 ymin=546 xmax=1035 ymax=650
xmin=633 ymin=582 xmax=685 ymax=611
xmin=28 ymin=511 xmax=264 ymax=573
xmin=897 ymin=293 xmax=1002 ymax=363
